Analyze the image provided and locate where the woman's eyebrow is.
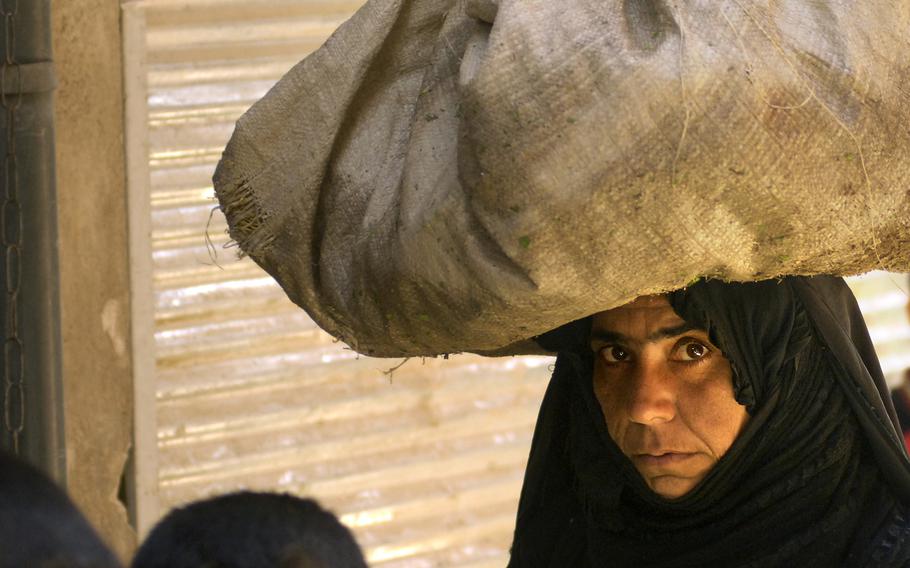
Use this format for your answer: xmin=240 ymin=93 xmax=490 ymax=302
xmin=589 ymin=323 xmax=699 ymax=345
xmin=589 ymin=330 xmax=626 ymax=344
xmin=646 ymin=323 xmax=699 ymax=341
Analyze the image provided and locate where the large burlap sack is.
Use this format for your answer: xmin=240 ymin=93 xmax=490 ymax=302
xmin=214 ymin=0 xmax=910 ymax=358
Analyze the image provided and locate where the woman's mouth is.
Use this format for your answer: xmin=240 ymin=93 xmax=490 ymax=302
xmin=633 ymin=452 xmax=697 ymax=467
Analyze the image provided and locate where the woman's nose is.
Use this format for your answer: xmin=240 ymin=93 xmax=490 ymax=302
xmin=627 ymin=361 xmax=677 ymax=425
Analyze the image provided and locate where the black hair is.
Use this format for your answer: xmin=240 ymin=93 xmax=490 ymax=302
xmin=131 ymin=492 xmax=366 ymax=568
xmin=0 ymin=451 xmax=121 ymax=568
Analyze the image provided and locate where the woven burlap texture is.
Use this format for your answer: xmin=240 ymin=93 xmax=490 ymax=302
xmin=214 ymin=0 xmax=910 ymax=357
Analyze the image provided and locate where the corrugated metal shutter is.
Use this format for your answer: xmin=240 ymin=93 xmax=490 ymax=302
xmin=128 ymin=1 xmax=910 ymax=565
xmin=137 ymin=1 xmax=552 ymax=566
xmin=846 ymin=272 xmax=910 ymax=387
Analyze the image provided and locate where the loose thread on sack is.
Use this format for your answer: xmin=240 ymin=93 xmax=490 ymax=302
xmin=670 ymin=4 xmax=691 ymax=188
xmin=719 ymin=8 xmax=812 ymax=112
xmin=383 ymin=357 xmax=412 ymax=383
xmin=215 ymin=179 xmax=277 ymax=260
xmin=729 ymin=0 xmax=885 ymax=272
xmin=203 ymin=205 xmax=225 ymax=270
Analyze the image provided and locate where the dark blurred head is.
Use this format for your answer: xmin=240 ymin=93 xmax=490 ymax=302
xmin=0 ymin=451 xmax=121 ymax=568
xmin=131 ymin=492 xmax=366 ymax=568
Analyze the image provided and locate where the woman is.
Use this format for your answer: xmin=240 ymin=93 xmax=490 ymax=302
xmin=509 ymin=276 xmax=910 ymax=567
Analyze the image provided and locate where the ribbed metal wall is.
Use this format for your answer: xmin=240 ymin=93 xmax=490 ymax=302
xmin=846 ymin=272 xmax=910 ymax=386
xmin=134 ymin=1 xmax=910 ymax=566
xmin=142 ymin=1 xmax=551 ymax=566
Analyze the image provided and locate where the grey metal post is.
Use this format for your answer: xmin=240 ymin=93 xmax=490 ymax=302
xmin=0 ymin=0 xmax=65 ymax=483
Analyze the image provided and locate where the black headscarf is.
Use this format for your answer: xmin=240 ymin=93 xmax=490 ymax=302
xmin=509 ymin=276 xmax=910 ymax=567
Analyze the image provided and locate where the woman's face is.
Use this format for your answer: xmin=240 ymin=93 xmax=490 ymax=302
xmin=590 ymin=295 xmax=749 ymax=499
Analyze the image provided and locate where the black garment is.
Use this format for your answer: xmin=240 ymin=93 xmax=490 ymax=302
xmin=509 ymin=276 xmax=910 ymax=567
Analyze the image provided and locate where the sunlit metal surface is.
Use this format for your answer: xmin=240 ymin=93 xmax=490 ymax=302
xmin=143 ymin=2 xmax=550 ymax=565
xmin=846 ymin=272 xmax=910 ymax=387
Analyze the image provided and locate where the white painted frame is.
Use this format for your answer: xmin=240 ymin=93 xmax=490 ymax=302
xmin=121 ymin=0 xmax=160 ymax=538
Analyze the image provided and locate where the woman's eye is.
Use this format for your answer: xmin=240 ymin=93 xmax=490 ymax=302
xmin=680 ymin=341 xmax=709 ymax=361
xmin=601 ymin=346 xmax=629 ymax=363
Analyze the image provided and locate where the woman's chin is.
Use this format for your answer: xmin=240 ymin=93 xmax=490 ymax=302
xmin=647 ymin=475 xmax=702 ymax=499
